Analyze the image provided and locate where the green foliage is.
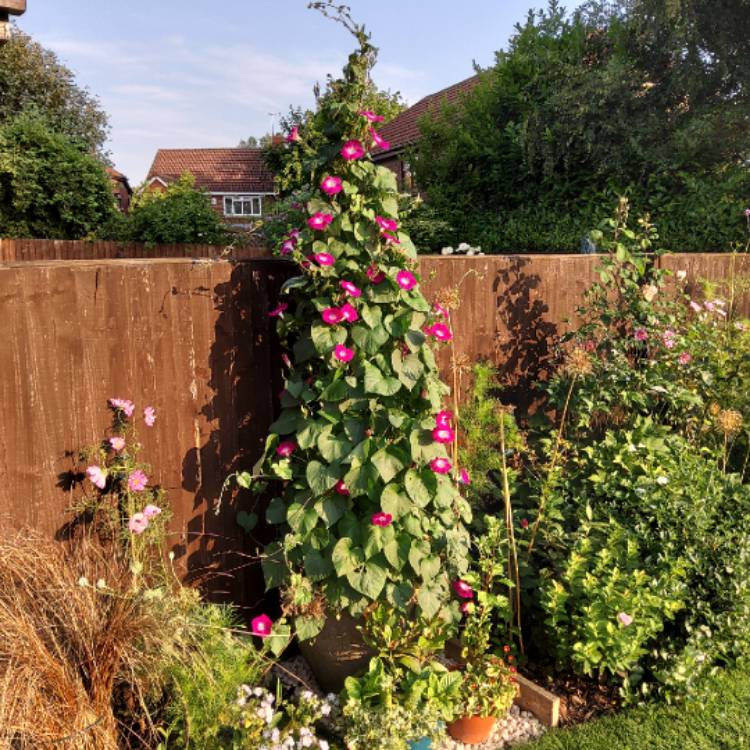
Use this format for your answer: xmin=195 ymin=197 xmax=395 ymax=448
xmin=0 ymin=112 xmax=116 ymax=239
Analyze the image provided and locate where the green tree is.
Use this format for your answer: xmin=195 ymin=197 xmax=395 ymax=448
xmin=0 ymin=113 xmax=116 ymax=239
xmin=0 ymin=28 xmax=109 ymax=157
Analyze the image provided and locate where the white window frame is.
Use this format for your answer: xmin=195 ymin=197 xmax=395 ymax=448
xmin=223 ymin=194 xmax=263 ymax=217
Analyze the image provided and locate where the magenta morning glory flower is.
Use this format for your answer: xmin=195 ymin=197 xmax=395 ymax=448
xmin=633 ymin=328 xmax=648 ymax=342
xmin=321 ymin=175 xmax=343 ymax=196
xmin=396 ymin=270 xmax=417 ymax=290
xmin=452 ymin=579 xmax=474 ymax=599
xmin=334 ymin=345 xmax=355 ymax=363
xmin=128 ymin=512 xmax=149 ymax=535
xmin=109 ymin=398 xmax=135 ymax=418
xmin=434 ymin=303 xmax=449 ymax=318
xmin=334 ymin=480 xmax=350 ymax=496
xmin=286 ymin=126 xmax=300 ymax=143
xmin=340 ymin=280 xmax=362 ymax=298
xmin=276 ymin=441 xmax=296 ymax=458
xmin=321 ymin=307 xmax=344 ymax=325
xmin=251 ymin=614 xmax=274 ymax=638
xmin=143 ymin=504 xmax=162 ymax=519
xmin=86 ymin=465 xmax=107 ymax=490
xmin=430 ymin=457 xmax=452 ymax=474
xmin=268 ymin=302 xmax=289 ymax=318
xmin=432 ymin=426 xmax=455 ymax=444
xmin=128 ymin=470 xmax=149 ymax=493
xmin=109 ymin=436 xmax=126 ymax=452
xmin=678 ymin=351 xmax=692 ymax=365
xmin=375 ymin=216 xmax=398 ymax=233
xmin=366 ymin=265 xmax=386 ymax=284
xmin=617 ymin=612 xmax=634 ymax=627
xmin=371 ymin=512 xmax=393 ymax=527
xmin=340 ymin=140 xmax=365 ymax=161
xmin=340 ymin=303 xmax=359 ymax=323
xmin=460 ymin=601 xmax=473 ymax=614
xmin=435 ymin=410 xmax=453 ymax=427
xmin=370 ymin=127 xmax=390 ymax=150
xmin=381 ymin=231 xmax=400 ymax=245
xmin=359 ymin=110 xmax=385 ymax=123
xmin=308 ymin=212 xmax=334 ymax=231
xmin=520 ymin=518 xmax=529 ymax=529
xmin=425 ymin=323 xmax=453 ymax=342
xmin=143 ymin=406 xmax=156 ymax=427
xmin=312 ymin=252 xmax=335 ymax=267
xmin=458 ymin=468 xmax=471 ymax=485
xmin=280 ymin=240 xmax=296 ymax=255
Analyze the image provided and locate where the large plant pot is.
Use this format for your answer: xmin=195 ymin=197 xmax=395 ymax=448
xmin=298 ymin=611 xmax=371 ymax=693
xmin=447 ymin=715 xmax=497 ymax=745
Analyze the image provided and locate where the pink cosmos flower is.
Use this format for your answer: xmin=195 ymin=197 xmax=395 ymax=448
xmin=280 ymin=240 xmax=296 ymax=255
xmin=128 ymin=512 xmax=149 ymax=535
xmin=286 ymin=126 xmax=300 ymax=143
xmin=689 ymin=300 xmax=702 ymax=313
xmin=340 ymin=280 xmax=362 ymax=298
xmin=322 ymin=307 xmax=344 ymax=325
xmin=251 ymin=614 xmax=274 ymax=638
xmin=340 ymin=140 xmax=365 ymax=161
xmin=109 ymin=398 xmax=135 ymax=418
xmin=432 ymin=426 xmax=455 ymax=444
xmin=678 ymin=351 xmax=692 ymax=365
xmin=430 ymin=457 xmax=452 ymax=474
xmin=109 ymin=436 xmax=126 ymax=452
xmin=334 ymin=480 xmax=350 ymax=496
xmin=359 ymin=110 xmax=385 ymax=123
xmin=617 ymin=612 xmax=634 ymax=627
xmin=308 ymin=212 xmax=334 ymax=231
xmin=86 ymin=465 xmax=107 ymax=490
xmin=143 ymin=504 xmax=162 ymax=519
xmin=340 ymin=303 xmax=359 ymax=323
xmin=375 ymin=216 xmax=398 ymax=233
xmin=452 ymin=579 xmax=474 ymax=599
xmin=370 ymin=127 xmax=390 ymax=150
xmin=366 ymin=265 xmax=386 ymax=284
xmin=520 ymin=518 xmax=530 ymax=529
xmin=435 ymin=410 xmax=453 ymax=428
xmin=128 ymin=470 xmax=149 ymax=493
xmin=458 ymin=468 xmax=471 ymax=485
xmin=144 ymin=406 xmax=156 ymax=427
xmin=269 ymin=302 xmax=289 ymax=318
xmin=334 ymin=345 xmax=355 ymax=363
xmin=434 ymin=303 xmax=449 ymax=318
xmin=662 ymin=330 xmax=676 ymax=349
xmin=321 ymin=175 xmax=343 ymax=196
xmin=313 ymin=253 xmax=336 ymax=268
xmin=276 ymin=441 xmax=296 ymax=458
xmin=396 ymin=271 xmax=417 ymax=291
xmin=634 ymin=328 xmax=648 ymax=342
xmin=371 ymin=512 xmax=393 ymax=527
xmin=425 ymin=323 xmax=453 ymax=342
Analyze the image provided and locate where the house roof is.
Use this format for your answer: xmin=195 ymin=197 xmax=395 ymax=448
xmin=146 ymin=148 xmax=275 ymax=193
xmin=375 ymin=74 xmax=483 ymax=159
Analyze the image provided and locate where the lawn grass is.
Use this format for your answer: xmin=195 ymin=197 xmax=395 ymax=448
xmin=526 ymin=666 xmax=750 ymax=750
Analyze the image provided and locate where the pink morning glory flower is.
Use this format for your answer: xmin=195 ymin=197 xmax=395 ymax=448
xmin=359 ymin=110 xmax=385 ymax=122
xmin=430 ymin=457 xmax=452 ymax=474
xmin=276 ymin=441 xmax=296 ymax=458
xmin=375 ymin=216 xmax=398 ymax=233
xmin=251 ymin=614 xmax=274 ymax=638
xmin=340 ymin=303 xmax=359 ymax=323
xmin=381 ymin=231 xmax=400 ymax=245
xmin=322 ymin=307 xmax=344 ymax=325
xmin=340 ymin=280 xmax=362 ymax=298
xmin=308 ymin=212 xmax=334 ymax=231
xmin=143 ymin=504 xmax=162 ymax=519
xmin=268 ymin=302 xmax=289 ymax=318
xmin=313 ymin=252 xmax=335 ymax=267
xmin=340 ymin=140 xmax=365 ymax=161
xmin=371 ymin=512 xmax=393 ymax=527
xmin=452 ymin=579 xmax=474 ymax=599
xmin=520 ymin=518 xmax=529 ymax=529
xmin=334 ymin=345 xmax=355 ymax=363
xmin=634 ymin=328 xmax=648 ymax=342
xmin=460 ymin=601 xmax=473 ymax=614
xmin=425 ymin=323 xmax=453 ymax=342
xmin=280 ymin=240 xmax=296 ymax=255
xmin=334 ymin=480 xmax=350 ymax=496
xmin=617 ymin=612 xmax=634 ymax=627
xmin=144 ymin=406 xmax=156 ymax=427
xmin=281 ymin=353 xmax=292 ymax=369
xmin=366 ymin=265 xmax=386 ymax=284
xmin=109 ymin=398 xmax=135 ymax=418
xmin=128 ymin=512 xmax=149 ymax=535
xmin=321 ymin=175 xmax=343 ymax=196
xmin=678 ymin=351 xmax=692 ymax=365
xmin=286 ymin=127 xmax=300 ymax=143
xmin=396 ymin=270 xmax=417 ymax=290
xmin=370 ymin=127 xmax=390 ymax=150
xmin=434 ymin=303 xmax=449 ymax=318
xmin=458 ymin=468 xmax=470 ymax=485
xmin=128 ymin=470 xmax=149 ymax=493
xmin=435 ymin=411 xmax=453 ymax=427
xmin=109 ymin=436 xmax=126 ymax=452
xmin=86 ymin=465 xmax=107 ymax=490
xmin=432 ymin=426 xmax=455 ymax=444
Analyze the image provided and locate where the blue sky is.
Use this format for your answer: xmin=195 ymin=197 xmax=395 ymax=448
xmin=18 ymin=0 xmax=545 ymax=183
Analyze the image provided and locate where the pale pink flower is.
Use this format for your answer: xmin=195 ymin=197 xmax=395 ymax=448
xmin=334 ymin=480 xmax=350 ymax=496
xmin=689 ymin=300 xmax=702 ymax=313
xmin=109 ymin=436 xmax=126 ymax=452
xmin=432 ymin=426 xmax=455 ymax=444
xmin=143 ymin=504 xmax=162 ymax=519
xmin=359 ymin=110 xmax=385 ymax=123
xmin=662 ymin=330 xmax=676 ymax=349
xmin=458 ymin=468 xmax=471 ymax=485
xmin=286 ymin=126 xmax=300 ymax=143
xmin=452 ymin=579 xmax=474 ymax=599
xmin=617 ymin=612 xmax=634 ymax=627
xmin=366 ymin=265 xmax=386 ymax=284
xmin=396 ymin=270 xmax=417 ymax=290
xmin=370 ymin=127 xmax=390 ymax=150
xmin=430 ymin=457 xmax=452 ymax=474
xmin=307 ymin=212 xmax=334 ymax=231
xmin=109 ymin=398 xmax=135 ymax=418
xmin=86 ymin=465 xmax=107 ymax=490
xmin=334 ymin=345 xmax=355 ymax=363
xmin=313 ymin=253 xmax=335 ymax=267
xmin=321 ymin=175 xmax=343 ymax=196
xmin=340 ymin=303 xmax=359 ymax=323
xmin=321 ymin=307 xmax=344 ymax=325
xmin=371 ymin=512 xmax=393 ymax=527
xmin=425 ymin=323 xmax=453 ymax=342
xmin=251 ymin=614 xmax=274 ymax=638
xmin=128 ymin=512 xmax=149 ymax=535
xmin=340 ymin=280 xmax=362 ymax=298
xmin=375 ymin=216 xmax=398 ymax=233
xmin=634 ymin=328 xmax=648 ymax=342
xmin=268 ymin=302 xmax=289 ymax=318
xmin=128 ymin=470 xmax=149 ymax=493
xmin=745 ymin=207 xmax=750 ymax=218
xmin=704 ymin=301 xmax=716 ymax=312
xmin=281 ymin=353 xmax=292 ymax=368
xmin=678 ymin=351 xmax=692 ymax=365
xmin=435 ymin=410 xmax=453 ymax=428
xmin=340 ymin=140 xmax=365 ymax=161
xmin=143 ymin=406 xmax=156 ymax=427
xmin=276 ymin=441 xmax=296 ymax=457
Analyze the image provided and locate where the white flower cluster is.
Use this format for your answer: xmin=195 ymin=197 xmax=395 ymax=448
xmin=440 ymin=242 xmax=484 ymax=256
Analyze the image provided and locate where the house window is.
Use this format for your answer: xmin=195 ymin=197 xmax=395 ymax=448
xmin=224 ymin=195 xmax=263 ymax=216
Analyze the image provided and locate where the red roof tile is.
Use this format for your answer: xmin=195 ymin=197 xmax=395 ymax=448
xmin=375 ymin=74 xmax=483 ymax=157
xmin=146 ymin=148 xmax=275 ymax=193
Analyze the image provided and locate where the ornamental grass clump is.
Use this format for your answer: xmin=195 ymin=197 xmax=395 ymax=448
xmin=246 ymin=3 xmax=472 ymax=638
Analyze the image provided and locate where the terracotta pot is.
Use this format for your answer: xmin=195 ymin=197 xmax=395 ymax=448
xmin=298 ymin=611 xmax=372 ymax=693
xmin=447 ymin=715 xmax=497 ymax=745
